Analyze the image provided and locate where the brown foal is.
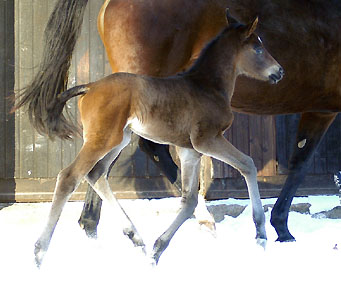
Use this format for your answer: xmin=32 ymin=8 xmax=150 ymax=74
xmin=33 ymin=13 xmax=283 ymax=267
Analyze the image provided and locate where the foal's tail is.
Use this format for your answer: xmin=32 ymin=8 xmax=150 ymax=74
xmin=46 ymin=85 xmax=89 ymax=140
xmin=13 ymin=0 xmax=89 ymax=135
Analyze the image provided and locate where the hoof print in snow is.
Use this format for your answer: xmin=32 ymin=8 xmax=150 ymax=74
xmin=264 ymin=203 xmax=311 ymax=215
xmin=207 ymin=204 xmax=247 ymax=222
xmin=312 ymin=206 xmax=341 ymax=219
xmin=290 ymin=203 xmax=311 ymax=214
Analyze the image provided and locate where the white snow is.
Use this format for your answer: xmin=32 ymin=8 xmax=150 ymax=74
xmin=0 ymin=195 xmax=340 ymax=292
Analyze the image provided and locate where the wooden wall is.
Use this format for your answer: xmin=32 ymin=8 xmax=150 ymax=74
xmin=0 ymin=0 xmax=15 ymax=181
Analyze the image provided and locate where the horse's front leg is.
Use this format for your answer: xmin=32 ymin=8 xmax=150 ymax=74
xmin=271 ymin=112 xmax=337 ymax=242
xmin=151 ymin=147 xmax=201 ymax=265
xmin=193 ymin=134 xmax=267 ymax=246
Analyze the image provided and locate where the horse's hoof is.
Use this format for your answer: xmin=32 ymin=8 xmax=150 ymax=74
xmin=256 ymin=238 xmax=267 ymax=249
xmin=34 ymin=242 xmax=46 ymax=269
xmin=150 ymin=250 xmax=161 ymax=266
xmin=276 ymin=236 xmax=296 ymax=243
xmin=78 ymin=219 xmax=98 ymax=239
xmin=123 ymin=227 xmax=146 ymax=254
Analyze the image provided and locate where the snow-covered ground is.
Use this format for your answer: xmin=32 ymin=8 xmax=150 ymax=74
xmin=0 ymin=195 xmax=340 ymax=292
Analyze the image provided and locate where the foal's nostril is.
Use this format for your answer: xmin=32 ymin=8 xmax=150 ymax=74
xmin=279 ymin=67 xmax=284 ymax=76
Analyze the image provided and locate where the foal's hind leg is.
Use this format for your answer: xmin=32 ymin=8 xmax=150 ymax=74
xmin=34 ymin=143 xmax=115 ymax=267
xmin=193 ymin=134 xmax=267 ymax=245
xmin=151 ymin=147 xmax=201 ymax=264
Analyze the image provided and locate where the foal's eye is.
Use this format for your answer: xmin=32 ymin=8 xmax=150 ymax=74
xmin=254 ymin=47 xmax=263 ymax=55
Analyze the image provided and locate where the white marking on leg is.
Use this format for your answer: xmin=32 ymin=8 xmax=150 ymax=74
xmin=298 ymin=138 xmax=307 ymax=148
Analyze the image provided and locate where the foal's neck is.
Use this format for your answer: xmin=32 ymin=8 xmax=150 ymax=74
xmin=185 ymin=30 xmax=240 ymax=101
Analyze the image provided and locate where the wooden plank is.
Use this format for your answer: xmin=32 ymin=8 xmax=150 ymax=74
xmin=45 ymin=0 xmax=63 ymax=178
xmin=231 ymin=113 xmax=249 ymax=177
xmin=275 ymin=114 xmax=300 ymax=174
xmin=32 ymin=0 xmax=49 ymax=178
xmin=1 ymin=173 xmax=338 ymax=203
xmin=16 ymin=0 xmax=35 ymax=179
xmin=261 ymin=116 xmax=276 ymax=176
xmin=0 ymin=1 xmax=6 ymax=178
xmin=4 ymin=0 xmax=15 ymax=179
xmin=326 ymin=114 xmax=340 ymax=173
xmin=204 ymin=174 xmax=339 ymax=200
xmin=249 ymin=115 xmax=263 ymax=175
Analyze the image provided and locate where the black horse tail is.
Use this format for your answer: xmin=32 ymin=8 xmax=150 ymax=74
xmin=13 ymin=0 xmax=89 ymax=136
xmin=46 ymin=85 xmax=89 ymax=140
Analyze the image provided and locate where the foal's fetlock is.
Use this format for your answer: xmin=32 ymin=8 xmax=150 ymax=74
xmin=255 ymin=224 xmax=267 ymax=249
xmin=34 ymin=241 xmax=48 ymax=268
xmin=123 ymin=227 xmax=146 ymax=253
xmin=151 ymin=236 xmax=170 ymax=265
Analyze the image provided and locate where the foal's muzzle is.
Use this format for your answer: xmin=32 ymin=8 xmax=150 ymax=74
xmin=269 ymin=67 xmax=284 ymax=84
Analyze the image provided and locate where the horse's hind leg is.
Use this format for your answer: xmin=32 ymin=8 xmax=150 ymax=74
xmin=271 ymin=112 xmax=336 ymax=242
xmin=193 ymin=134 xmax=267 ymax=245
xmin=34 ymin=143 xmax=114 ymax=267
xmin=85 ymin=129 xmax=145 ymax=250
xmin=151 ymin=147 xmax=201 ymax=264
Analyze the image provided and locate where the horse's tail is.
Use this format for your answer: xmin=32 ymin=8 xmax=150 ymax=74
xmin=46 ymin=85 xmax=89 ymax=140
xmin=13 ymin=0 xmax=89 ymax=135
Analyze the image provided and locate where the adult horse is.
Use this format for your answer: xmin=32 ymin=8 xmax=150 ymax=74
xmin=15 ymin=0 xmax=341 ymax=243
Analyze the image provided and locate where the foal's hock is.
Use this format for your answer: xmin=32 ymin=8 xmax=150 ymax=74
xmin=33 ymin=13 xmax=283 ymax=267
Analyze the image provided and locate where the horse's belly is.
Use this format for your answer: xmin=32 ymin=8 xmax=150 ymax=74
xmin=128 ymin=117 xmax=192 ymax=148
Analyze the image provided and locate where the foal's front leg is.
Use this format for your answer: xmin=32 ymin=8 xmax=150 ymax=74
xmin=85 ymin=129 xmax=145 ymax=251
xmin=151 ymin=148 xmax=201 ymax=264
xmin=193 ymin=134 xmax=267 ymax=245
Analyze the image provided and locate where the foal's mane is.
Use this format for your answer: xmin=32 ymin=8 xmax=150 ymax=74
xmin=183 ymin=23 xmax=243 ymax=76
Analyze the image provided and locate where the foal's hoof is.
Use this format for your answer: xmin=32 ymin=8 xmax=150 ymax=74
xmin=123 ymin=227 xmax=146 ymax=254
xmin=34 ymin=242 xmax=46 ymax=268
xmin=256 ymin=238 xmax=267 ymax=249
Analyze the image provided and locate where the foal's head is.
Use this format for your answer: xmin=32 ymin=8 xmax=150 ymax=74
xmin=226 ymin=11 xmax=284 ymax=84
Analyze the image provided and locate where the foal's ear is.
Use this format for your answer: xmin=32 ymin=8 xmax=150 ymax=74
xmin=243 ymin=17 xmax=258 ymax=39
xmin=225 ymin=8 xmax=239 ymax=25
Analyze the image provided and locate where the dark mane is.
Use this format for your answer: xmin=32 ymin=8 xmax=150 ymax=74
xmin=183 ymin=24 xmax=243 ymax=76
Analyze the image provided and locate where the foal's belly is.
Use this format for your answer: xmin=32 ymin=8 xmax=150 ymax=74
xmin=128 ymin=117 xmax=193 ymax=148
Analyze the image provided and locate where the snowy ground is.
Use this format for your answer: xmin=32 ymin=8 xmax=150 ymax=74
xmin=0 ymin=195 xmax=340 ymax=292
